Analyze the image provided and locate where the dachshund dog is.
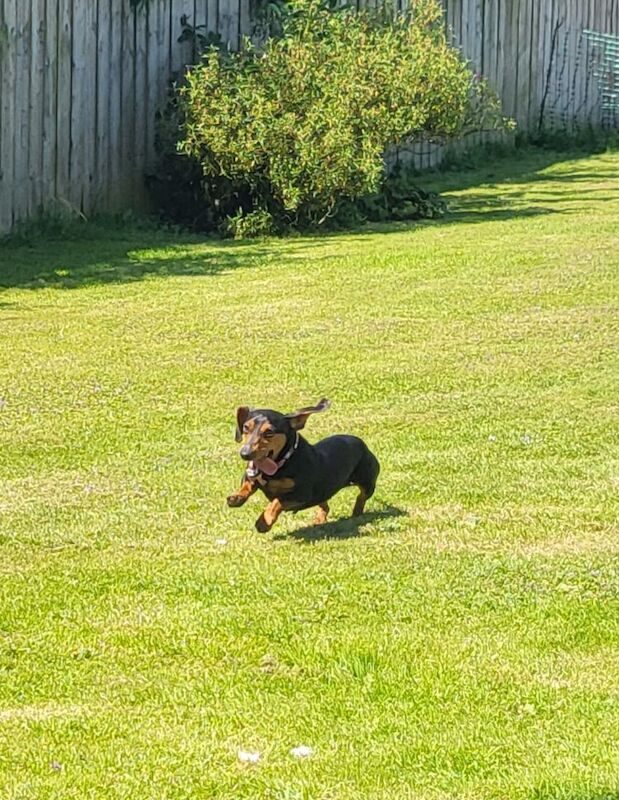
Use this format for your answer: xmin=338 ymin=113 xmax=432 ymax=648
xmin=227 ymin=399 xmax=379 ymax=532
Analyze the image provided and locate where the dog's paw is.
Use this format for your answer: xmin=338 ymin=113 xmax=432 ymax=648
xmin=255 ymin=516 xmax=271 ymax=533
xmin=227 ymin=494 xmax=246 ymax=508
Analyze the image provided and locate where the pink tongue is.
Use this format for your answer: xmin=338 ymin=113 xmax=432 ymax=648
xmin=254 ymin=457 xmax=279 ymax=476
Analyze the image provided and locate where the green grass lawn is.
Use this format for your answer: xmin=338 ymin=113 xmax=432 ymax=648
xmin=1 ymin=148 xmax=618 ymax=800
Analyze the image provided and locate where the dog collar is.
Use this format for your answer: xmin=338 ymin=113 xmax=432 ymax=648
xmin=248 ymin=433 xmax=299 ymax=478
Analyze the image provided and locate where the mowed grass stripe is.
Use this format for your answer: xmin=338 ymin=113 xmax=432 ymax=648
xmin=0 ymin=149 xmax=618 ymax=799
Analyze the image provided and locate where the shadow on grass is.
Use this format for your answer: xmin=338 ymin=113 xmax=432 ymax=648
xmin=0 ymin=147 xmax=611 ymax=292
xmin=0 ymin=234 xmax=329 ymax=291
xmin=274 ymin=504 xmax=406 ymax=543
xmin=420 ymin=144 xmax=613 ymax=194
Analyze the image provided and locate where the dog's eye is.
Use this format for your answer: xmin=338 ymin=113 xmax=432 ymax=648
xmin=264 ymin=430 xmax=275 ymax=438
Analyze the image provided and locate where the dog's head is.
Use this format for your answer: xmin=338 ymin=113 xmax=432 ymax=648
xmin=234 ymin=398 xmax=331 ymax=463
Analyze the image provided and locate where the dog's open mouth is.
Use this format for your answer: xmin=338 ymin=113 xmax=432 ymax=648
xmin=253 ymin=451 xmax=279 ymax=476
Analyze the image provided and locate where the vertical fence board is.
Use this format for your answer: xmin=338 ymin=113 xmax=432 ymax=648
xmin=94 ymin=0 xmax=109 ymax=211
xmin=107 ymin=0 xmax=123 ymax=210
xmin=450 ymin=0 xmax=463 ymax=48
xmin=587 ymin=2 xmax=598 ymax=119
xmin=42 ymin=0 xmax=59 ymax=211
xmin=572 ymin=2 xmax=585 ymax=130
xmin=240 ymin=0 xmax=251 ymax=40
xmin=146 ymin=1 xmax=159 ymax=169
xmin=134 ymin=4 xmax=148 ymax=205
xmin=55 ymin=0 xmax=72 ymax=208
xmin=525 ymin=0 xmax=538 ymax=130
xmin=472 ymin=0 xmax=483 ymax=72
xmin=207 ymin=0 xmax=219 ymax=36
xmin=515 ymin=0 xmax=532 ymax=130
xmin=536 ymin=0 xmax=551 ymax=131
xmin=507 ymin=0 xmax=521 ymax=121
xmin=219 ymin=0 xmax=239 ymax=50
xmin=29 ymin=0 xmax=46 ymax=217
xmin=13 ymin=0 xmax=32 ymax=224
xmin=156 ymin=0 xmax=171 ymax=111
xmin=196 ymin=0 xmax=208 ymax=31
xmin=561 ymin=0 xmax=575 ymax=129
xmin=170 ymin=0 xmax=188 ymax=77
xmin=119 ymin=0 xmax=136 ymax=207
xmin=83 ymin=0 xmax=97 ymax=212
xmin=70 ymin=0 xmax=87 ymax=211
xmin=0 ymin=1 xmax=17 ymax=231
xmin=482 ymin=0 xmax=498 ymax=93
xmin=494 ymin=0 xmax=506 ymax=113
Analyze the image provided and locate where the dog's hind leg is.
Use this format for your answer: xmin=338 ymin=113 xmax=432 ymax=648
xmin=314 ymin=502 xmax=329 ymax=525
xmin=352 ymin=488 xmax=367 ymax=517
xmin=350 ymin=449 xmax=380 ymax=517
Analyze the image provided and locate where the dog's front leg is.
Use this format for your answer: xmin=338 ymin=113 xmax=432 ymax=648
xmin=227 ymin=473 xmax=258 ymax=508
xmin=255 ymin=499 xmax=283 ymax=533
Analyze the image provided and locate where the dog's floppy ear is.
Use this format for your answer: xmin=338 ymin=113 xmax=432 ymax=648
xmin=285 ymin=398 xmax=331 ymax=430
xmin=235 ymin=406 xmax=251 ymax=442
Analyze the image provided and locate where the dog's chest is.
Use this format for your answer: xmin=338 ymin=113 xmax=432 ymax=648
xmin=261 ymin=477 xmax=296 ymax=498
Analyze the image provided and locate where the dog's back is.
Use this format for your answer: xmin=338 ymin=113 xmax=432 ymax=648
xmin=312 ymin=434 xmax=379 ymax=504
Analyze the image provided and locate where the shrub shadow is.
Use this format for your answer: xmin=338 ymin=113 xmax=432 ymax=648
xmin=0 ymin=234 xmax=326 ymax=291
xmin=1 ymin=147 xmax=611 ymax=291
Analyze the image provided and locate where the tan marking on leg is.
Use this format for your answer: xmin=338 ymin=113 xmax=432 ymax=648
xmin=256 ymin=498 xmax=283 ymax=533
xmin=314 ymin=502 xmax=329 ymax=525
xmin=352 ymin=488 xmax=367 ymax=517
xmin=227 ymin=476 xmax=258 ymax=508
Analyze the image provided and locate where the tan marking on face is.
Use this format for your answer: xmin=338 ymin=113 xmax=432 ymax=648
xmin=240 ymin=417 xmax=261 ymax=453
xmin=268 ymin=432 xmax=287 ymax=460
xmin=242 ymin=421 xmax=287 ymax=460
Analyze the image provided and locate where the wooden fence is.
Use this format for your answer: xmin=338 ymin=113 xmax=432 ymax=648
xmin=442 ymin=0 xmax=619 ymax=132
xmin=1 ymin=0 xmax=618 ymax=235
xmin=0 ymin=1 xmax=250 ymax=234
xmin=391 ymin=0 xmax=619 ymax=170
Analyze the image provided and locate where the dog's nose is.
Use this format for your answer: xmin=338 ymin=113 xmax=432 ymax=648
xmin=240 ymin=445 xmax=252 ymax=460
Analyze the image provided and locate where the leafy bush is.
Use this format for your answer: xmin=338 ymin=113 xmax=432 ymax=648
xmin=357 ymin=163 xmax=448 ymax=222
xmin=223 ymin=207 xmax=277 ymax=238
xmin=158 ymin=0 xmax=510 ymax=235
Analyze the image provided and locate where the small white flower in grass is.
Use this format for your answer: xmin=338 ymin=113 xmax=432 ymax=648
xmin=238 ymin=750 xmax=260 ymax=764
xmin=290 ymin=745 xmax=314 ymax=759
xmin=488 ymin=435 xmax=497 ymax=442
xmin=215 ymin=538 xmax=228 ymax=547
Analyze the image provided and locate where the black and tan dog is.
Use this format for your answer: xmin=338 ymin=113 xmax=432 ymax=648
xmin=227 ymin=399 xmax=380 ymax=533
